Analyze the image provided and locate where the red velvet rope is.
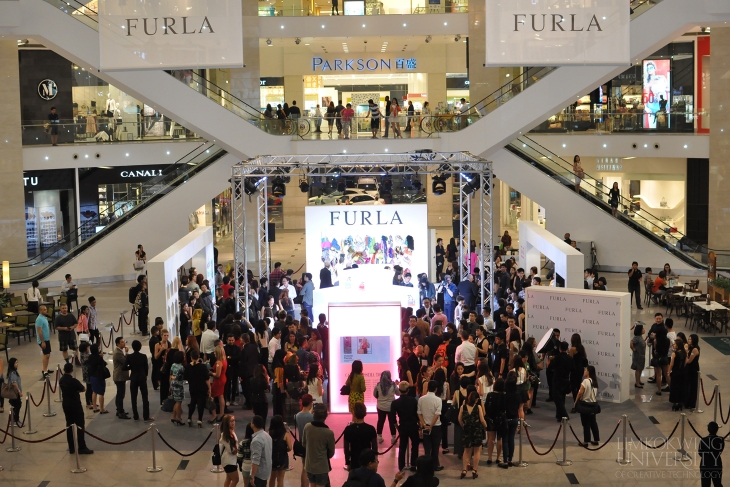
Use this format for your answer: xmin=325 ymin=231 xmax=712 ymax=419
xmin=28 ymin=384 xmax=47 ymax=407
xmin=524 ymin=423 xmax=562 ymax=455
xmin=627 ymin=420 xmax=679 ymax=449
xmin=701 ymin=378 xmax=717 ymax=406
xmin=569 ymin=420 xmax=621 ymax=451
xmin=83 ymin=426 xmax=151 ymax=445
xmin=0 ymin=425 xmax=68 ymax=443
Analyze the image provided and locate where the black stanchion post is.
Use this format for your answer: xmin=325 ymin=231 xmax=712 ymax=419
xmin=24 ymin=393 xmax=37 ymax=435
xmin=555 ymin=417 xmax=572 ymax=466
xmin=71 ymin=424 xmax=86 ymax=473
xmin=617 ymin=415 xmax=630 ymax=465
xmin=147 ymin=425 xmax=162 ymax=472
xmin=43 ymin=376 xmax=56 ymax=417
xmin=6 ymin=411 xmax=21 ymax=452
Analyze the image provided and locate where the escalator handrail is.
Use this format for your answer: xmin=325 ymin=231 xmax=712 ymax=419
xmin=11 ymin=147 xmax=228 ymax=282
xmin=12 ymin=142 xmax=213 ymax=267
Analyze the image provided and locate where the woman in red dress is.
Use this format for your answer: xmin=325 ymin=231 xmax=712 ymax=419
xmin=209 ymin=346 xmax=227 ymax=424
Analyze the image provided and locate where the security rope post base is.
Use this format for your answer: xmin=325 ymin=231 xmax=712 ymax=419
xmin=617 ymin=415 xmax=631 ymax=465
xmin=211 ymin=423 xmax=224 ymax=473
xmin=514 ymin=419 xmax=528 ymax=467
xmin=555 ymin=417 xmax=572 ymax=466
xmin=54 ymin=364 xmax=63 ymax=403
xmin=71 ymin=424 xmax=86 ymax=473
xmin=23 ymin=392 xmax=37 ymax=435
xmin=675 ymin=413 xmax=691 ymax=462
xmin=6 ymin=412 xmax=21 ymax=452
xmin=43 ymin=376 xmax=56 ymax=417
xmin=147 ymin=423 xmax=162 ymax=473
xmin=713 ymin=385 xmax=719 ymax=425
xmin=695 ymin=374 xmax=704 ymax=414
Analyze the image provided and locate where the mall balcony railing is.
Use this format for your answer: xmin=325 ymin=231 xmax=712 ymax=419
xmin=41 ymin=0 xmax=659 ymax=142
xmin=288 ymin=115 xmax=439 ymax=140
xmin=529 ymin=111 xmax=706 ymax=134
xmin=9 ymin=143 xmax=227 ymax=282
xmin=21 ymin=119 xmax=202 ymax=146
xmin=257 ymin=2 xmax=468 ymax=16
xmin=506 ymin=135 xmax=730 ymax=271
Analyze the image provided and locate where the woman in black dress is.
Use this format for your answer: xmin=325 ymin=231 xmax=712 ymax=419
xmin=569 ymin=333 xmax=587 ymax=413
xmin=669 ymin=338 xmax=687 ymax=411
xmin=608 ymin=182 xmax=621 ymax=217
xmin=685 ymin=334 xmax=701 ymax=410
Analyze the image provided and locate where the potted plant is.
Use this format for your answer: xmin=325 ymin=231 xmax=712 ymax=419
xmin=710 ymin=276 xmax=730 ymax=304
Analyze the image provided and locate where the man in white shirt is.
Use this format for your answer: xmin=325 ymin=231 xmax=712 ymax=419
xmin=61 ymin=274 xmax=76 ymax=294
xmin=268 ymin=327 xmax=282 ymax=373
xmin=454 ymin=329 xmax=477 ymax=377
xmin=417 ymin=381 xmax=444 ymax=471
xmin=200 ymin=321 xmax=219 ymax=359
xmin=280 ymin=277 xmax=297 ymax=303
xmin=453 ymin=296 xmax=465 ymax=324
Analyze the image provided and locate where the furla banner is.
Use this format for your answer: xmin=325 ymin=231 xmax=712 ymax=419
xmin=98 ymin=0 xmax=243 ymax=70
xmin=485 ymin=0 xmax=629 ymax=66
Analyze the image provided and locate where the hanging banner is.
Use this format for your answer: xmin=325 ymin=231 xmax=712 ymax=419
xmin=98 ymin=0 xmax=243 ymax=71
xmin=485 ymin=0 xmax=630 ymax=66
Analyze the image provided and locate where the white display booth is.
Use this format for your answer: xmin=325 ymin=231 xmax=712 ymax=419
xmin=147 ymin=226 xmax=216 ymax=336
xmin=518 ymin=221 xmax=584 ymax=289
xmin=525 ymin=286 xmax=631 ymax=403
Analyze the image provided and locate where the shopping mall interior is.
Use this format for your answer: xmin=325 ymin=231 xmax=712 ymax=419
xmin=2 ymin=0 xmax=730 ymax=485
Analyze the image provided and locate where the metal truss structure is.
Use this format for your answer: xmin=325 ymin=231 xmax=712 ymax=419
xmin=231 ymin=151 xmax=493 ymax=319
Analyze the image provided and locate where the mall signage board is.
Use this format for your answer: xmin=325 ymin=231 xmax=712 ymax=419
xmin=98 ymin=0 xmax=243 ymax=70
xmin=311 ymin=56 xmax=417 ymax=73
xmin=485 ymin=0 xmax=629 ymax=66
xmin=524 ymin=286 xmax=631 ymax=403
xmin=304 ymin=204 xmax=428 ymax=289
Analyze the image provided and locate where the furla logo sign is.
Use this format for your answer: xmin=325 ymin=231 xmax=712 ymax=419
xmin=485 ymin=0 xmax=629 ymax=66
xmin=99 ymin=0 xmax=243 ymax=71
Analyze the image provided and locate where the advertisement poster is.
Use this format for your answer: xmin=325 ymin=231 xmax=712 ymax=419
xmin=328 ymin=303 xmax=401 ymax=413
xmin=643 ymin=60 xmax=671 ymax=128
xmin=305 ymin=204 xmax=428 ymax=288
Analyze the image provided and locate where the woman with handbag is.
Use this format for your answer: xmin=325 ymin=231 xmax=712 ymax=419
xmin=3 ymin=358 xmax=22 ymax=425
xmin=374 ymin=370 xmax=399 ymax=445
xmin=218 ymin=414 xmax=240 ymax=487
xmin=459 ymin=391 xmax=487 ymax=479
xmin=346 ymin=360 xmax=366 ymax=423
xmin=451 ymin=375 xmax=470 ymax=459
xmin=574 ymin=365 xmax=600 ymax=447
xmin=87 ymin=345 xmax=110 ymax=413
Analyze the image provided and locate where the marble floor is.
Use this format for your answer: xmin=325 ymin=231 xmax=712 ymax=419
xmin=1 ymin=243 xmax=724 ymax=486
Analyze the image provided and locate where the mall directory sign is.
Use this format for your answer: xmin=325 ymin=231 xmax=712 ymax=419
xmin=98 ymin=0 xmax=243 ymax=71
xmin=485 ymin=0 xmax=629 ymax=66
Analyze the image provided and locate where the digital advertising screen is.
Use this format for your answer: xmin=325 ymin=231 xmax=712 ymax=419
xmin=643 ymin=60 xmax=671 ymax=129
xmin=328 ymin=302 xmax=402 ymax=413
xmin=305 ymin=204 xmax=428 ymax=289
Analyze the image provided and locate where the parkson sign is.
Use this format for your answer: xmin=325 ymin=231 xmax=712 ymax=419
xmin=485 ymin=0 xmax=629 ymax=66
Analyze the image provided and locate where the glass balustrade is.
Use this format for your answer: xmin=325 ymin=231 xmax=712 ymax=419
xmin=10 ymin=143 xmax=226 ymax=281
xmin=22 ymin=119 xmax=202 ymax=146
xmin=530 ymin=111 xmax=705 ymax=134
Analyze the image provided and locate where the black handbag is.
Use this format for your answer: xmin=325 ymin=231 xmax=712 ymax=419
xmin=575 ymin=400 xmax=601 ymax=415
xmin=292 ymin=418 xmax=306 ymax=458
xmin=161 ymin=397 xmax=176 ymax=412
xmin=340 ymin=384 xmax=350 ymax=396
xmin=445 ymin=402 xmax=459 ymax=424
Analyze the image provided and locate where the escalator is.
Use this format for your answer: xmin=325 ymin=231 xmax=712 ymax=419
xmin=8 ymin=0 xmax=718 ymax=159
xmin=10 ymin=143 xmax=233 ymax=283
xmin=495 ymin=136 xmax=729 ymax=272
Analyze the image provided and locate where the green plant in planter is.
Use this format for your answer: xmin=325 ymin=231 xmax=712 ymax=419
xmin=0 ymin=292 xmax=11 ymax=310
xmin=711 ymin=276 xmax=730 ymax=291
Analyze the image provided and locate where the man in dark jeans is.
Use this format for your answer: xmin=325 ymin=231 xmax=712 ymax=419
xmin=224 ymin=334 xmax=241 ymax=406
xmin=650 ymin=313 xmax=671 ymax=395
xmin=550 ymin=341 xmax=574 ymax=422
xmin=417 ymin=380 xmax=444 ymax=471
xmin=59 ymin=363 xmax=94 ymax=454
xmin=125 ymin=340 xmax=153 ymax=422
xmin=112 ymin=337 xmax=131 ymax=419
xmin=392 ymin=381 xmax=419 ymax=471
xmin=628 ymin=261 xmax=644 ymax=310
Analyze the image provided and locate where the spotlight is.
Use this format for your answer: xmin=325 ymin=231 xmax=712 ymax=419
xmin=425 ymin=35 xmax=432 ymax=43
xmin=244 ymin=176 xmax=265 ymax=195
xmin=299 ymin=178 xmax=309 ymax=193
xmin=266 ymin=38 xmax=272 ymax=45
xmin=462 ymin=173 xmax=480 ymax=195
xmin=295 ymin=38 xmax=301 ymax=45
xmin=432 ymin=175 xmax=447 ymax=195
xmin=272 ymin=176 xmax=286 ymax=196
xmin=454 ymin=34 xmax=461 ymax=42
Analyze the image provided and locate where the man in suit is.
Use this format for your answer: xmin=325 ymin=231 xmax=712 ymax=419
xmin=125 ymin=339 xmax=153 ymax=422
xmin=700 ymin=421 xmax=725 ymax=487
xmin=457 ymin=273 xmax=479 ymax=310
xmin=113 ymin=337 xmax=131 ymax=419
xmin=550 ymin=341 xmax=574 ymax=422
xmin=419 ymin=297 xmax=435 ymax=323
xmin=391 ymin=382 xmax=419 ymax=471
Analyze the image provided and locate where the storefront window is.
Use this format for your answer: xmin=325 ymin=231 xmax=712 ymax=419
xmin=24 ymin=169 xmax=77 ymax=258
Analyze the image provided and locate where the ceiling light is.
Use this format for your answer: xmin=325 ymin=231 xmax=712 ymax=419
xmin=454 ymin=34 xmax=461 ymax=42
xmin=425 ymin=35 xmax=432 ymax=43
xmin=272 ymin=177 xmax=286 ymax=197
xmin=295 ymin=37 xmax=301 ymax=44
xmin=266 ymin=38 xmax=272 ymax=45
xmin=299 ymin=178 xmax=309 ymax=193
xmin=432 ymin=175 xmax=446 ymax=195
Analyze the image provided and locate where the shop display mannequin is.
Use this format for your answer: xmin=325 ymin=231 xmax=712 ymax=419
xmin=105 ymin=93 xmax=116 ymax=117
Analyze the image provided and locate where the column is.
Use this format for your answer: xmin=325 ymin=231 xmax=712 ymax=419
xmin=284 ymin=75 xmax=304 ymax=107
xmin=426 ymin=75 xmax=446 ymax=108
xmin=229 ymin=0 xmax=261 ymax=112
xmin=0 ymin=40 xmax=27 ymax=263
xmin=283 ymin=180 xmax=307 ymax=230
xmin=708 ymin=27 xmax=730 ymax=249
xmin=467 ymin=2 xmax=501 ymax=105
